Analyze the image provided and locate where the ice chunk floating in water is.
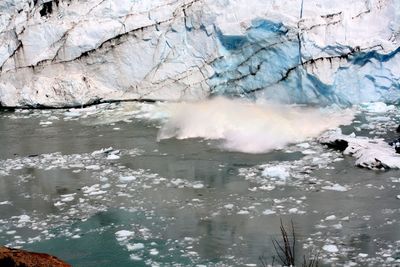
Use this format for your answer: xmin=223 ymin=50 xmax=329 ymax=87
xmin=156 ymin=97 xmax=354 ymax=153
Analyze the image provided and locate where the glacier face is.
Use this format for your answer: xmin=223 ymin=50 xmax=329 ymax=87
xmin=0 ymin=0 xmax=399 ymax=107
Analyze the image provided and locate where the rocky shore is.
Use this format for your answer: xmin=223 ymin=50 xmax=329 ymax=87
xmin=0 ymin=246 xmax=71 ymax=267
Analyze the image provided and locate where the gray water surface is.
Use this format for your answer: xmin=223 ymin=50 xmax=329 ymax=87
xmin=0 ymin=105 xmax=399 ymax=266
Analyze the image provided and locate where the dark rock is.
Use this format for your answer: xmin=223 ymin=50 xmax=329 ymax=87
xmin=397 ymin=125 xmax=400 ymax=133
xmin=0 ymin=246 xmax=71 ymax=267
xmin=40 ymin=1 xmax=54 ymax=17
xmin=388 ymin=137 xmax=400 ymax=154
xmin=321 ymin=139 xmax=348 ymax=151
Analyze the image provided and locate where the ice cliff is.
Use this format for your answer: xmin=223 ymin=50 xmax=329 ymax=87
xmin=0 ymin=0 xmax=399 ymax=107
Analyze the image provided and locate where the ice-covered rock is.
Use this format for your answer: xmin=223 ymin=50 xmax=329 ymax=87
xmin=0 ymin=0 xmax=399 ymax=107
xmin=319 ymin=129 xmax=400 ymax=170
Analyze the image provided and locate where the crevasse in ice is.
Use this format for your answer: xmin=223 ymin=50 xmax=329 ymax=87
xmin=0 ymin=0 xmax=399 ymax=107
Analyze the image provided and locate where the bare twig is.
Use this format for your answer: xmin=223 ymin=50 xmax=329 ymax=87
xmin=270 ymin=219 xmax=319 ymax=267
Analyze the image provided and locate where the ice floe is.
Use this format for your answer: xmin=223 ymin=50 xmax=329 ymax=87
xmin=115 ymin=230 xmax=135 ymax=242
xmin=319 ymin=129 xmax=400 ymax=170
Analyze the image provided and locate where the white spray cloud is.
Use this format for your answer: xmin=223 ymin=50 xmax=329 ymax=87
xmin=156 ymin=97 xmax=355 ymax=153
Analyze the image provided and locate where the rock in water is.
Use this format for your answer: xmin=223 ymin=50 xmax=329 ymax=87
xmin=0 ymin=246 xmax=71 ymax=267
xmin=321 ymin=139 xmax=349 ymax=152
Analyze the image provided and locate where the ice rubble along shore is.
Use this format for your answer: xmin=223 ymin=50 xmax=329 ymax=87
xmin=0 ymin=0 xmax=399 ymax=107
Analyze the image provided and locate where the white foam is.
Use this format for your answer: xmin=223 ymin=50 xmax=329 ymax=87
xmin=156 ymin=97 xmax=354 ymax=153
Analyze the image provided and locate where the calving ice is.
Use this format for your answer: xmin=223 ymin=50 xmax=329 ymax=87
xmin=156 ymin=97 xmax=354 ymax=153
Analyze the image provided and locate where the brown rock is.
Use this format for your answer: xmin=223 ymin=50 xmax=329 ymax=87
xmin=0 ymin=246 xmax=71 ymax=267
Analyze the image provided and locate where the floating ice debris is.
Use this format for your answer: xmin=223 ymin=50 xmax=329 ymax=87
xmin=107 ymin=154 xmax=120 ymax=160
xmin=64 ymin=111 xmax=82 ymax=117
xmin=297 ymin=143 xmax=311 ymax=149
xmin=262 ymin=166 xmax=290 ymax=180
xmin=322 ymin=184 xmax=348 ymax=192
xmin=120 ymin=176 xmax=137 ymax=183
xmin=82 ymin=184 xmax=107 ymax=195
xmin=319 ymin=129 xmax=400 ymax=170
xmin=224 ymin=204 xmax=234 ymax=210
xmin=192 ymin=183 xmax=204 ymax=189
xmin=332 ymin=223 xmax=343 ymax=229
xmin=288 ymin=208 xmax=299 ymax=214
xmin=129 ymin=255 xmax=142 ymax=261
xmin=91 ymin=147 xmax=114 ymax=156
xmin=258 ymin=185 xmax=275 ymax=191
xmin=85 ymin=165 xmax=101 ymax=170
xmin=302 ymin=149 xmax=317 ymax=155
xmin=262 ymin=209 xmax=276 ymax=215
xmin=115 ymin=230 xmax=135 ymax=242
xmin=149 ymin=248 xmax=159 ymax=256
xmin=360 ymin=102 xmax=395 ymax=113
xmin=53 ymin=201 xmax=64 ymax=207
xmin=0 ymin=201 xmax=11 ymax=205
xmin=323 ymin=244 xmax=339 ymax=253
xmin=18 ymin=215 xmax=31 ymax=224
xmin=60 ymin=194 xmax=75 ymax=202
xmin=389 ymin=177 xmax=400 ymax=183
xmin=325 ymin=215 xmax=337 ymax=221
xmin=69 ymin=163 xmax=85 ymax=168
xmin=237 ymin=210 xmax=250 ymax=215
xmin=127 ymin=243 xmax=145 ymax=251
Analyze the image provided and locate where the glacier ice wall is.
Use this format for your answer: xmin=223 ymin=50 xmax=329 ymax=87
xmin=0 ymin=0 xmax=399 ymax=107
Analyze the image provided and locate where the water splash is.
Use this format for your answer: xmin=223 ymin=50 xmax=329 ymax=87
xmin=156 ymin=97 xmax=354 ymax=153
